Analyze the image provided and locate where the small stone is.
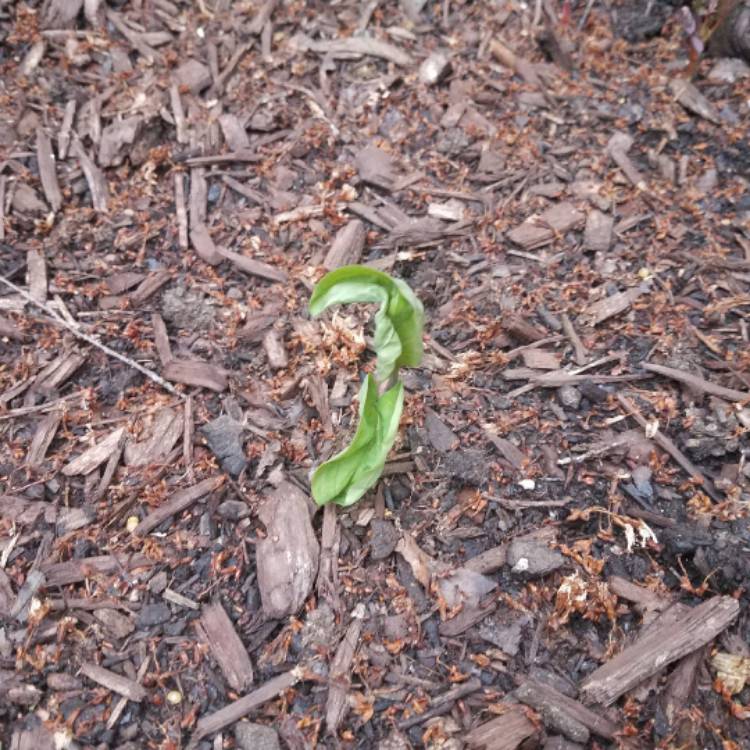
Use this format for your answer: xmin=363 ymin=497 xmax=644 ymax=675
xmin=201 ymin=415 xmax=247 ymax=477
xmin=234 ymin=722 xmax=280 ymax=750
xmin=507 ymin=536 xmax=565 ymax=577
xmin=419 ymin=51 xmax=451 ymax=85
xmin=137 ymin=602 xmax=171 ymax=628
xmin=369 ymin=519 xmax=400 ymax=560
xmin=166 ymin=690 xmax=182 ymax=705
xmin=478 ymin=613 xmax=531 ymax=656
xmin=217 ymin=499 xmax=250 ymax=521
xmin=557 ymin=385 xmax=581 ymax=410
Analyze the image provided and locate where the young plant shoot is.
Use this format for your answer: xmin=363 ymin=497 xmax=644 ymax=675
xmin=309 ymin=265 xmax=424 ymax=507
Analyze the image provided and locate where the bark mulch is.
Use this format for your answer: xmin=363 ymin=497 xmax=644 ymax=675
xmin=1 ymin=1 xmax=750 ymax=749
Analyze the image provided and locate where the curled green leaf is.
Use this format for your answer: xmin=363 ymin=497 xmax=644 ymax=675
xmin=311 ymin=374 xmax=404 ymax=507
xmin=309 ymin=265 xmax=424 ymax=385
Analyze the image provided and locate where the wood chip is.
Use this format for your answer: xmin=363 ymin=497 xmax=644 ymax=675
xmin=133 ymin=475 xmax=223 ymax=536
xmin=670 ymin=77 xmax=721 ymax=125
xmin=218 ymin=114 xmax=250 ymax=151
xmin=190 ymin=222 xmax=222 ymax=265
xmin=35 ymin=128 xmax=62 ymax=212
xmin=324 ymin=219 xmax=365 ymax=270
xmin=198 ymin=601 xmax=254 ymax=692
xmin=642 ymin=362 xmax=750 ymax=403
xmin=71 ymin=137 xmax=109 ymax=211
xmin=162 ymin=359 xmax=228 ymax=392
xmin=466 ymin=704 xmax=538 ymax=749
xmin=439 ymin=598 xmax=497 ymax=637
xmin=581 ymin=595 xmax=739 ymax=706
xmin=295 ymin=32 xmax=412 ymax=66
xmin=507 ymin=202 xmax=584 ymax=250
xmin=80 ymin=662 xmax=147 ymax=702
xmin=130 ymin=269 xmax=171 ymax=305
xmin=256 ymin=481 xmax=319 ymax=619
xmin=521 ymin=348 xmax=560 ymax=370
xmin=607 ymin=132 xmax=646 ymax=190
xmin=41 ymin=553 xmax=154 ymax=586
xmin=63 ymin=427 xmax=126 ymax=476
xmin=216 ymin=246 xmax=288 ymax=283
xmin=174 ymin=58 xmax=211 ymax=93
xmin=424 ymin=408 xmax=458 ymax=452
xmin=262 ymin=329 xmax=288 ymax=370
xmin=560 ymin=313 xmax=588 ymax=365
xmin=27 ymin=410 xmax=62 ymax=467
xmin=516 ymin=679 xmax=618 ymax=740
xmin=124 ymin=407 xmax=183 ymax=466
xmin=26 ymin=249 xmax=47 ymax=305
xmin=584 ymin=286 xmax=643 ymax=326
xmin=356 ymin=145 xmax=396 ymax=191
xmin=326 ymin=604 xmax=366 ymax=734
xmin=583 ymin=209 xmax=613 ymax=252
xmin=188 ymin=669 xmax=301 ymax=747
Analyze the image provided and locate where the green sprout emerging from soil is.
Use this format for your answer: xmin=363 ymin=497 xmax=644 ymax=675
xmin=309 ymin=265 xmax=424 ymax=507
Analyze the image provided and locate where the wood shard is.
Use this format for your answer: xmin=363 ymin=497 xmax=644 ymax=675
xmin=516 ymin=679 xmax=618 ymax=740
xmin=80 ymin=662 xmax=147 ymax=702
xmin=27 ymin=410 xmax=62 ymax=467
xmin=583 ymin=209 xmax=613 ymax=252
xmin=256 ymin=481 xmax=319 ymax=618
xmin=36 ymin=128 xmax=62 ymax=211
xmin=71 ymin=138 xmax=109 ymax=211
xmin=63 ymin=427 xmax=125 ymax=476
xmin=133 ymin=475 xmax=223 ymax=536
xmin=198 ymin=601 xmax=254 ymax=692
xmin=162 ymin=359 xmax=228 ymax=392
xmin=217 ymin=246 xmax=288 ymax=283
xmin=581 ymin=595 xmax=739 ymax=706
xmin=190 ymin=222 xmax=222 ymax=265
xmin=262 ymin=329 xmax=288 ymax=370
xmin=507 ymin=202 xmax=584 ymax=250
xmin=585 ymin=287 xmax=643 ymax=326
xmin=670 ymin=77 xmax=722 ymax=125
xmin=642 ymin=362 xmax=750 ymax=403
xmin=190 ymin=669 xmax=301 ymax=745
xmin=324 ymin=219 xmax=366 ymax=270
xmin=326 ymin=604 xmax=366 ymax=734
xmin=466 ymin=704 xmax=538 ymax=749
xmin=41 ymin=553 xmax=154 ymax=587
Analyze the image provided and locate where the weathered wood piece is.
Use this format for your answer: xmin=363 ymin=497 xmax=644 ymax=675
xmin=189 ymin=669 xmax=301 ymax=747
xmin=516 ymin=679 xmax=618 ymax=741
xmin=63 ymin=428 xmax=125 ymax=476
xmin=198 ymin=601 xmax=254 ymax=692
xmin=580 ymin=596 xmax=739 ymax=705
xmin=256 ymin=482 xmax=319 ymax=618
xmin=80 ymin=662 xmax=147 ymax=702
xmin=324 ymin=219 xmax=365 ymax=270
xmin=507 ymin=202 xmax=584 ymax=250
xmin=326 ymin=604 xmax=365 ymax=734
xmin=133 ymin=475 xmax=223 ymax=536
xmin=41 ymin=554 xmax=154 ymax=586
xmin=466 ymin=705 xmax=538 ymax=749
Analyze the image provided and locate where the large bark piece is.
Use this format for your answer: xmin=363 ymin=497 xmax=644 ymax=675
xmin=256 ymin=482 xmax=319 ymax=619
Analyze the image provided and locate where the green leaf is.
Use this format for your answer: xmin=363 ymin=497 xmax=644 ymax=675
xmin=309 ymin=265 xmax=423 ymax=384
xmin=311 ymin=374 xmax=404 ymax=507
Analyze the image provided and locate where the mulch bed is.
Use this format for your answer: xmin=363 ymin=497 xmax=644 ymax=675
xmin=2 ymin=1 xmax=750 ymax=748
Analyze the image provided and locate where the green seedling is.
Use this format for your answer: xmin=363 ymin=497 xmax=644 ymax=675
xmin=309 ymin=265 xmax=424 ymax=507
